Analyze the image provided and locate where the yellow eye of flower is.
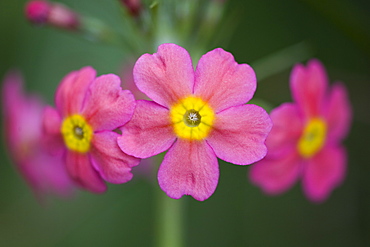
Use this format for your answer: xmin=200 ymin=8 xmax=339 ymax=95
xmin=61 ymin=114 xmax=93 ymax=153
xmin=298 ymin=117 xmax=327 ymax=158
xmin=170 ymin=96 xmax=215 ymax=140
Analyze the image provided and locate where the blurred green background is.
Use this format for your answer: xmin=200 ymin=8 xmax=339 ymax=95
xmin=1 ymin=0 xmax=369 ymax=246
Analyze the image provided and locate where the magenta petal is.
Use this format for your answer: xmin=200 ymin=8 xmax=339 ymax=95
xmin=81 ymin=74 xmax=136 ymax=131
xmin=325 ymin=83 xmax=352 ymax=142
xmin=302 ymin=145 xmax=346 ymax=203
xmin=249 ymin=151 xmax=301 ymax=195
xmin=158 ymin=139 xmax=219 ymax=201
xmin=266 ymin=103 xmax=303 ymax=158
xmin=42 ymin=106 xmax=65 ymax=155
xmin=66 ymin=151 xmax=107 ymax=193
xmin=134 ymin=43 xmax=193 ymax=107
xmin=55 ymin=66 xmax=96 ymax=116
xmin=207 ymin=104 xmax=272 ymax=165
xmin=118 ymin=100 xmax=176 ymax=158
xmin=29 ymin=151 xmax=75 ymax=198
xmin=194 ymin=48 xmax=256 ymax=112
xmin=43 ymin=106 xmax=61 ymax=135
xmin=2 ymin=71 xmax=24 ymax=114
xmin=290 ymin=59 xmax=328 ymax=118
xmin=3 ymin=71 xmax=43 ymax=154
xmin=91 ymin=131 xmax=140 ymax=184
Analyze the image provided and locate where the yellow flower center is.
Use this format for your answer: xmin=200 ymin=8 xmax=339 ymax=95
xmin=170 ymin=96 xmax=215 ymax=140
xmin=61 ymin=114 xmax=93 ymax=153
xmin=297 ymin=117 xmax=327 ymax=158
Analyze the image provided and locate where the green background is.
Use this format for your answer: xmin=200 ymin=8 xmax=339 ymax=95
xmin=1 ymin=0 xmax=369 ymax=246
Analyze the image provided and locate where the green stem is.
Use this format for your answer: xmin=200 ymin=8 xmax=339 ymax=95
xmin=155 ymin=189 xmax=185 ymax=247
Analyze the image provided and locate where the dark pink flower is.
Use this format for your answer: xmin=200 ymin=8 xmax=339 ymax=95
xmin=118 ymin=44 xmax=272 ymax=201
xmin=2 ymin=71 xmax=74 ymax=198
xmin=249 ymin=59 xmax=352 ymax=203
xmin=43 ymin=67 xmax=139 ymax=193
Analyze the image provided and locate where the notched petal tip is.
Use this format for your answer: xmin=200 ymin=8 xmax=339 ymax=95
xmin=158 ymin=140 xmax=219 ymax=201
xmin=133 ymin=43 xmax=194 ymax=107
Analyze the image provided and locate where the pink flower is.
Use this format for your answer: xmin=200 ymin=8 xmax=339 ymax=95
xmin=118 ymin=44 xmax=272 ymax=201
xmin=43 ymin=66 xmax=139 ymax=193
xmin=249 ymin=59 xmax=352 ymax=203
xmin=2 ymin=71 xmax=74 ymax=199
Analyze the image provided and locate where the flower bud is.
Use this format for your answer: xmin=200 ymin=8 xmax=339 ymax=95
xmin=25 ymin=1 xmax=79 ymax=30
xmin=47 ymin=3 xmax=79 ymax=30
xmin=25 ymin=0 xmax=50 ymax=24
xmin=120 ymin=0 xmax=142 ymax=17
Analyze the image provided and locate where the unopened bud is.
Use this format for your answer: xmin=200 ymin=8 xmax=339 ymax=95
xmin=25 ymin=0 xmax=50 ymax=24
xmin=120 ymin=0 xmax=141 ymax=17
xmin=25 ymin=1 xmax=79 ymax=30
xmin=48 ymin=3 xmax=79 ymax=29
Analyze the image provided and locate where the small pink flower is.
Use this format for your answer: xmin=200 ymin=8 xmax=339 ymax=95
xmin=118 ymin=44 xmax=272 ymax=201
xmin=249 ymin=59 xmax=352 ymax=203
xmin=2 ymin=71 xmax=74 ymax=199
xmin=43 ymin=66 xmax=139 ymax=193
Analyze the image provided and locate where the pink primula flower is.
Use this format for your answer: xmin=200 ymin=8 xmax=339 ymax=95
xmin=43 ymin=66 xmax=140 ymax=193
xmin=249 ymin=59 xmax=352 ymax=203
xmin=2 ymin=71 xmax=74 ymax=198
xmin=118 ymin=43 xmax=272 ymax=201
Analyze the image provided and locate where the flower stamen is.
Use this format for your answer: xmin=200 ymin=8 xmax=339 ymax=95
xmin=298 ymin=117 xmax=327 ymax=158
xmin=61 ymin=114 xmax=93 ymax=153
xmin=170 ymin=96 xmax=215 ymax=140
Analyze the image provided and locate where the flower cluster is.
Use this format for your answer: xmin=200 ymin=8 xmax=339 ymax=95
xmin=2 ymin=0 xmax=352 ymax=204
xmin=2 ymin=43 xmax=273 ymax=201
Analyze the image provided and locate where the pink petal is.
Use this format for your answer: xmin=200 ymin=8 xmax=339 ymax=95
xmin=290 ymin=59 xmax=328 ymax=118
xmin=2 ymin=70 xmax=24 ymax=113
xmin=158 ymin=139 xmax=219 ymax=201
xmin=29 ymin=150 xmax=75 ymax=198
xmin=249 ymin=151 xmax=301 ymax=195
xmin=2 ymin=71 xmax=44 ymax=154
xmin=118 ymin=100 xmax=176 ymax=158
xmin=81 ymin=74 xmax=136 ymax=131
xmin=302 ymin=145 xmax=346 ymax=203
xmin=66 ymin=151 xmax=107 ymax=193
xmin=206 ymin=104 xmax=272 ymax=165
xmin=55 ymin=66 xmax=96 ymax=116
xmin=42 ymin=106 xmax=65 ymax=155
xmin=133 ymin=43 xmax=193 ymax=107
xmin=325 ymin=83 xmax=352 ymax=142
xmin=91 ymin=131 xmax=140 ymax=184
xmin=43 ymin=106 xmax=61 ymax=135
xmin=266 ymin=103 xmax=303 ymax=158
xmin=194 ymin=48 xmax=256 ymax=112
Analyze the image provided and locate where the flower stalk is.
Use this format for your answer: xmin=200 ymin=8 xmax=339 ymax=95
xmin=156 ymin=188 xmax=185 ymax=247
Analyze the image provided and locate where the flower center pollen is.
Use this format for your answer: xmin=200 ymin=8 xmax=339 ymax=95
xmin=297 ymin=117 xmax=327 ymax=158
xmin=61 ymin=114 xmax=93 ymax=153
xmin=170 ymin=96 xmax=215 ymax=140
xmin=184 ymin=110 xmax=201 ymax=127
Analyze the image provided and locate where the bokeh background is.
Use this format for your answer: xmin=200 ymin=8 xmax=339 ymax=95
xmin=1 ymin=0 xmax=369 ymax=246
